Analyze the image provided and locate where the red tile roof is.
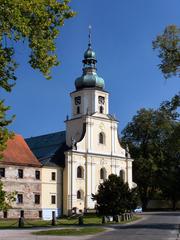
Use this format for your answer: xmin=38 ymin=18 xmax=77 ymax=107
xmin=2 ymin=134 xmax=41 ymax=167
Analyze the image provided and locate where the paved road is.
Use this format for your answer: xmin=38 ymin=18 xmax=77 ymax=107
xmin=90 ymin=212 xmax=180 ymax=240
xmin=0 ymin=212 xmax=179 ymax=240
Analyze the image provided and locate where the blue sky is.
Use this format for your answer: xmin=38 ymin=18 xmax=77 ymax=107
xmin=2 ymin=0 xmax=180 ymax=138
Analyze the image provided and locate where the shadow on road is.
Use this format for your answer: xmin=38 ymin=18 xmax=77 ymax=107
xmin=109 ymin=212 xmax=180 ymax=231
xmin=143 ymin=211 xmax=180 ymax=217
xmin=114 ymin=223 xmax=179 ymax=230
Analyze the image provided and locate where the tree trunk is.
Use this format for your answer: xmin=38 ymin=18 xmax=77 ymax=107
xmin=142 ymin=199 xmax=148 ymax=211
xmin=140 ymin=188 xmax=149 ymax=211
xmin=172 ymin=198 xmax=177 ymax=210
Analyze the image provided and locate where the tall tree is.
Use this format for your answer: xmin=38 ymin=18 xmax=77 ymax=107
xmin=0 ymin=0 xmax=75 ymax=157
xmin=122 ymin=94 xmax=180 ymax=210
xmin=92 ymin=174 xmax=138 ymax=215
xmin=153 ymin=25 xmax=180 ymax=79
xmin=122 ymin=106 xmax=178 ymax=209
xmin=159 ymin=123 xmax=180 ymax=209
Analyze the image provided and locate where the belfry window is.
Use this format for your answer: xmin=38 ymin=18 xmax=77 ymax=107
xmin=77 ymin=106 xmax=80 ymax=114
xmin=99 ymin=132 xmax=105 ymax=144
xmin=77 ymin=166 xmax=83 ymax=178
xmin=100 ymin=168 xmax=106 ymax=180
xmin=100 ymin=106 xmax=104 ymax=114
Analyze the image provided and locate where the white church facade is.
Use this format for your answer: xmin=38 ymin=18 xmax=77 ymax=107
xmin=63 ymin=41 xmax=133 ymax=215
xmin=0 ymin=33 xmax=133 ymax=220
xmin=27 ymin=35 xmax=133 ymax=218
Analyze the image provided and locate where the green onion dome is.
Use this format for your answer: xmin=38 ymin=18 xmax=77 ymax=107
xmin=75 ymin=45 xmax=105 ymax=90
xmin=75 ymin=71 xmax=104 ymax=90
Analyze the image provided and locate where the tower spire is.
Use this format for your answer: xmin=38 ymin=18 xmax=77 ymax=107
xmin=88 ymin=25 xmax=92 ymax=47
xmin=74 ymin=27 xmax=104 ymax=90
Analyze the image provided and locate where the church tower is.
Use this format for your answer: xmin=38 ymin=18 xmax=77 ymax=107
xmin=63 ymin=28 xmax=133 ymax=215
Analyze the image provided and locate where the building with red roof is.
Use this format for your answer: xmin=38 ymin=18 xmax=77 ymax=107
xmin=0 ymin=134 xmax=42 ymax=219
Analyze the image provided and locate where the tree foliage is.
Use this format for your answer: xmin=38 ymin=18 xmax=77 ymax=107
xmin=0 ymin=0 xmax=75 ymax=158
xmin=0 ymin=181 xmax=16 ymax=211
xmin=122 ymin=93 xmax=180 ymax=210
xmin=92 ymin=174 xmax=138 ymax=215
xmin=158 ymin=123 xmax=180 ymax=209
xmin=153 ymin=25 xmax=180 ymax=79
xmin=0 ymin=101 xmax=14 ymax=158
xmin=0 ymin=0 xmax=75 ymax=84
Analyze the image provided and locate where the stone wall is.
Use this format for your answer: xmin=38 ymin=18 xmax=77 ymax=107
xmin=0 ymin=209 xmax=41 ymax=219
xmin=0 ymin=164 xmax=41 ymax=219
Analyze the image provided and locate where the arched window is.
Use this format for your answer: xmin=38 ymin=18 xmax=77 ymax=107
xmin=77 ymin=106 xmax=80 ymax=114
xmin=100 ymin=106 xmax=104 ymax=114
xmin=77 ymin=190 xmax=83 ymax=200
xmin=100 ymin=168 xmax=106 ymax=180
xmin=120 ymin=170 xmax=125 ymax=182
xmin=77 ymin=190 xmax=81 ymax=199
xmin=77 ymin=166 xmax=83 ymax=178
xmin=99 ymin=132 xmax=105 ymax=144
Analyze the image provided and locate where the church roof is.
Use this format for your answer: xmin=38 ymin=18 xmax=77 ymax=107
xmin=2 ymin=134 xmax=41 ymax=167
xmin=25 ymin=131 xmax=67 ymax=167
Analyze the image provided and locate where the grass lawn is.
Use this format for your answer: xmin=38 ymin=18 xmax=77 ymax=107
xmin=0 ymin=219 xmax=18 ymax=228
xmin=56 ymin=214 xmax=102 ymax=225
xmin=0 ymin=214 xmax=141 ymax=228
xmin=0 ymin=219 xmax=53 ymax=228
xmin=32 ymin=227 xmax=106 ymax=236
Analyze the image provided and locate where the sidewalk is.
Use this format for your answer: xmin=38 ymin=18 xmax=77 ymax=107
xmin=0 ymin=226 xmax=111 ymax=240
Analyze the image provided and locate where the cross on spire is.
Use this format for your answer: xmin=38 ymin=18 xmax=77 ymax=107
xmin=88 ymin=25 xmax=92 ymax=47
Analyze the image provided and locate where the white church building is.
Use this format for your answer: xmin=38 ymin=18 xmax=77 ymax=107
xmin=26 ymin=33 xmax=133 ymax=219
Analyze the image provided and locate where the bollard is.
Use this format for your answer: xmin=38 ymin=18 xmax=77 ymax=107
xmin=121 ymin=213 xmax=125 ymax=221
xmin=117 ymin=215 xmax=121 ymax=222
xmin=78 ymin=216 xmax=83 ymax=225
xmin=18 ymin=217 xmax=24 ymax=228
xmin=52 ymin=211 xmax=56 ymax=226
xmin=102 ymin=216 xmax=107 ymax=224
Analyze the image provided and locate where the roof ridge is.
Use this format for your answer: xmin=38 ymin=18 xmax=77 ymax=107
xmin=26 ymin=130 xmax=65 ymax=140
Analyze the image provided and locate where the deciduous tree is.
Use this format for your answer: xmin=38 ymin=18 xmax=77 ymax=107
xmin=0 ymin=101 xmax=14 ymax=158
xmin=122 ymin=94 xmax=180 ymax=210
xmin=92 ymin=174 xmax=138 ymax=215
xmin=159 ymin=123 xmax=180 ymax=209
xmin=153 ymin=25 xmax=180 ymax=79
xmin=0 ymin=0 xmax=75 ymax=157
